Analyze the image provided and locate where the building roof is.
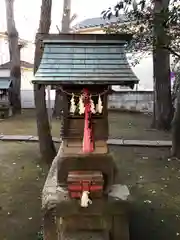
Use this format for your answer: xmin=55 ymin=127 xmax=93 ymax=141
xmin=0 ymin=77 xmax=11 ymax=89
xmin=0 ymin=31 xmax=30 ymax=45
xmin=0 ymin=61 xmax=33 ymax=69
xmin=72 ymin=15 xmax=127 ymax=30
xmin=33 ymin=34 xmax=138 ymax=87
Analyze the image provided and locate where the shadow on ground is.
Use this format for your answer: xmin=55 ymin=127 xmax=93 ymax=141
xmin=110 ymin=146 xmax=180 ymax=240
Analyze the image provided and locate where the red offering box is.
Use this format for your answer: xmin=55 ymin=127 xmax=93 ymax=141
xmin=67 ymin=171 xmax=104 ymax=199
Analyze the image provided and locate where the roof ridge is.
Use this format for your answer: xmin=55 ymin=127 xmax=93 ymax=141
xmin=0 ymin=32 xmax=31 ymax=44
xmin=72 ymin=15 xmax=127 ymax=30
xmin=0 ymin=60 xmax=33 ymax=69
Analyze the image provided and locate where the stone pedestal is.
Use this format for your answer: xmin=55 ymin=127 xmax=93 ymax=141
xmin=42 ymin=142 xmax=130 ymax=240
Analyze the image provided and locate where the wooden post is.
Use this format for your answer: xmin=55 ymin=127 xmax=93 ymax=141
xmin=47 ymin=85 xmax=52 ymax=129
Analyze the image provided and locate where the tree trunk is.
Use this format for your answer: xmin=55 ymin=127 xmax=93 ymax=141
xmin=61 ymin=0 xmax=71 ymax=33
xmin=151 ymin=50 xmax=157 ymax=128
xmin=153 ymin=45 xmax=173 ymax=130
xmin=34 ymin=84 xmax=56 ymax=164
xmin=151 ymin=0 xmax=173 ymax=130
xmin=53 ymin=0 xmax=71 ymax=117
xmin=34 ymin=0 xmax=56 ymax=163
xmin=5 ymin=0 xmax=21 ymax=114
xmin=172 ymin=72 xmax=180 ymax=157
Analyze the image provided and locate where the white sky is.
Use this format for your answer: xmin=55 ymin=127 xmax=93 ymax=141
xmin=0 ymin=0 xmax=119 ymax=40
xmin=0 ymin=0 xmax=158 ymax=90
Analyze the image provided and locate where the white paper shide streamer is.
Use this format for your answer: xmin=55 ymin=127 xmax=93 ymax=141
xmin=90 ymin=96 xmax=96 ymax=114
xmin=96 ymin=95 xmax=103 ymax=114
xmin=80 ymin=191 xmax=92 ymax=208
xmin=79 ymin=95 xmax=85 ymax=115
xmin=69 ymin=93 xmax=76 ymax=114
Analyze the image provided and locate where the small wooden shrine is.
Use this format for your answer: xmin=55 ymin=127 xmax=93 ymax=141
xmin=0 ymin=77 xmax=12 ymax=118
xmin=33 ymin=33 xmax=138 ymax=240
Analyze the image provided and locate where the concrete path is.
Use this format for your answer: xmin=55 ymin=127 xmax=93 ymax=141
xmin=0 ymin=135 xmax=60 ymax=143
xmin=0 ymin=134 xmax=172 ymax=147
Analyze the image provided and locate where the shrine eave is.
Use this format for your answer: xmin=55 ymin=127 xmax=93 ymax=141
xmin=36 ymin=33 xmax=133 ymax=43
xmin=32 ymin=80 xmax=138 ymax=86
xmin=32 ymin=33 xmax=139 ymax=87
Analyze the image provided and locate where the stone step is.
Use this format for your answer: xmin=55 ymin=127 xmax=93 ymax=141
xmin=59 ymin=230 xmax=109 ymax=240
xmin=107 ymin=139 xmax=172 ymax=147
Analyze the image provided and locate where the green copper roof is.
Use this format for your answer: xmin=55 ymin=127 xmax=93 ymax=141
xmin=0 ymin=78 xmax=11 ymax=89
xmin=32 ymin=34 xmax=139 ymax=86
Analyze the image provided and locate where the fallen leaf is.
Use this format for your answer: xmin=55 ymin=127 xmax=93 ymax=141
xmin=144 ymin=200 xmax=152 ymax=204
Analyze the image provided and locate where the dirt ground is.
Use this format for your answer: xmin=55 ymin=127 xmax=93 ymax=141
xmin=1 ymin=142 xmax=179 ymax=240
xmin=0 ymin=110 xmax=177 ymax=240
xmin=0 ymin=142 xmax=49 ymax=240
xmin=0 ymin=109 xmax=171 ymax=140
